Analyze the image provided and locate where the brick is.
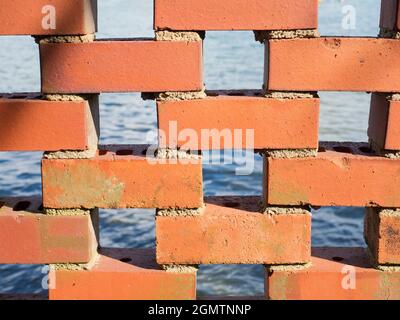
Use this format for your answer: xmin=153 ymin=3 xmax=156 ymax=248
xmin=40 ymin=40 xmax=203 ymax=93
xmin=0 ymin=0 xmax=96 ymax=36
xmin=266 ymin=247 xmax=400 ymax=300
xmin=266 ymin=38 xmax=400 ymax=92
xmin=42 ymin=145 xmax=203 ymax=209
xmin=157 ymin=91 xmax=319 ymax=150
xmin=156 ymin=196 xmax=311 ymax=265
xmin=264 ymin=142 xmax=400 ymax=207
xmin=49 ymin=248 xmax=196 ymax=300
xmin=365 ymin=207 xmax=400 ymax=265
xmin=380 ymin=0 xmax=400 ymax=31
xmin=0 ymin=197 xmax=98 ymax=264
xmin=154 ymin=0 xmax=318 ymax=31
xmin=0 ymin=94 xmax=97 ymax=152
xmin=368 ymin=93 xmax=400 ymax=151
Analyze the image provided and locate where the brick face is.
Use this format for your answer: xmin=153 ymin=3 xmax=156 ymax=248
xmin=156 ymin=196 xmax=311 ymax=265
xmin=40 ymin=40 xmax=203 ymax=93
xmin=154 ymin=0 xmax=318 ymax=31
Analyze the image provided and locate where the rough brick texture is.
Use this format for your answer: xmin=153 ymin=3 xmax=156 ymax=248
xmin=266 ymin=248 xmax=400 ymax=300
xmin=0 ymin=0 xmax=97 ymax=36
xmin=266 ymin=38 xmax=400 ymax=92
xmin=380 ymin=0 xmax=400 ymax=30
xmin=156 ymin=196 xmax=311 ymax=265
xmin=40 ymin=40 xmax=203 ymax=93
xmin=49 ymin=248 xmax=196 ymax=300
xmin=157 ymin=91 xmax=319 ymax=150
xmin=154 ymin=0 xmax=318 ymax=31
xmin=264 ymin=142 xmax=400 ymax=207
xmin=0 ymin=197 xmax=98 ymax=264
xmin=42 ymin=145 xmax=203 ymax=209
xmin=365 ymin=208 xmax=400 ymax=265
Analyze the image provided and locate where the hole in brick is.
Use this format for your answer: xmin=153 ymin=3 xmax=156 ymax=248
xmin=37 ymin=204 xmax=43 ymax=212
xmin=0 ymin=201 xmax=4 ymax=209
xmin=141 ymin=148 xmax=148 ymax=156
xmin=9 ymin=94 xmax=27 ymax=99
xmin=253 ymin=92 xmax=262 ymax=96
xmin=332 ymin=256 xmax=344 ymax=262
xmin=13 ymin=201 xmax=31 ymax=212
xmin=223 ymin=202 xmax=240 ymax=208
xmin=116 ymin=149 xmax=133 ymax=156
xmin=206 ymin=92 xmax=219 ymax=97
xmin=359 ymin=146 xmax=373 ymax=154
xmin=98 ymin=150 xmax=108 ymax=156
xmin=318 ymin=147 xmax=326 ymax=153
xmin=332 ymin=146 xmax=353 ymax=154
xmin=227 ymin=92 xmax=244 ymax=96
xmin=119 ymin=257 xmax=132 ymax=263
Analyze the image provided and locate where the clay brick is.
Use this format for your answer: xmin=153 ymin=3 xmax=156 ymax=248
xmin=40 ymin=40 xmax=203 ymax=93
xmin=0 ymin=197 xmax=98 ymax=264
xmin=156 ymin=196 xmax=311 ymax=265
xmin=154 ymin=0 xmax=318 ymax=31
xmin=365 ymin=207 xmax=400 ymax=265
xmin=264 ymin=142 xmax=400 ymax=207
xmin=266 ymin=38 xmax=400 ymax=92
xmin=266 ymin=247 xmax=400 ymax=300
xmin=368 ymin=93 xmax=400 ymax=151
xmin=0 ymin=94 xmax=96 ymax=152
xmin=41 ymin=145 xmax=203 ymax=209
xmin=380 ymin=0 xmax=400 ymax=31
xmin=0 ymin=0 xmax=96 ymax=36
xmin=49 ymin=248 xmax=196 ymax=300
xmin=157 ymin=91 xmax=319 ymax=150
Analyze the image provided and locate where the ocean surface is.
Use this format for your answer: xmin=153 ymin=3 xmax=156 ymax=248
xmin=0 ymin=0 xmax=381 ymax=296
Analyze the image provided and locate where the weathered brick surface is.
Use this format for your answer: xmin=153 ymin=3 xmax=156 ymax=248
xmin=42 ymin=145 xmax=203 ymax=209
xmin=154 ymin=0 xmax=318 ymax=31
xmin=157 ymin=91 xmax=319 ymax=150
xmin=40 ymin=40 xmax=203 ymax=93
xmin=49 ymin=248 xmax=196 ymax=300
xmin=0 ymin=197 xmax=98 ymax=264
xmin=156 ymin=196 xmax=311 ymax=265
xmin=266 ymin=247 xmax=400 ymax=300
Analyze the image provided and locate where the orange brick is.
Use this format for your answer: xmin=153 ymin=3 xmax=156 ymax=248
xmin=266 ymin=248 xmax=400 ymax=300
xmin=40 ymin=40 xmax=203 ymax=93
xmin=365 ymin=207 xmax=400 ymax=265
xmin=42 ymin=145 xmax=203 ymax=209
xmin=49 ymin=248 xmax=196 ymax=300
xmin=156 ymin=196 xmax=311 ymax=265
xmin=0 ymin=0 xmax=96 ymax=36
xmin=0 ymin=197 xmax=98 ymax=264
xmin=157 ymin=91 xmax=319 ymax=150
xmin=380 ymin=0 xmax=400 ymax=31
xmin=368 ymin=93 xmax=400 ymax=151
xmin=154 ymin=0 xmax=318 ymax=31
xmin=0 ymin=94 xmax=97 ymax=152
xmin=265 ymin=142 xmax=400 ymax=207
xmin=266 ymin=38 xmax=400 ymax=92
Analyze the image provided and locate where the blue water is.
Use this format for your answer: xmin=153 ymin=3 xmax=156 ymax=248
xmin=0 ymin=0 xmax=381 ymax=297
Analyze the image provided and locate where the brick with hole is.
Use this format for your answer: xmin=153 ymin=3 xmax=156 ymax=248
xmin=264 ymin=142 xmax=400 ymax=207
xmin=266 ymin=38 xmax=400 ymax=92
xmin=40 ymin=40 xmax=203 ymax=93
xmin=154 ymin=0 xmax=318 ymax=31
xmin=365 ymin=207 xmax=400 ymax=265
xmin=266 ymin=247 xmax=400 ymax=300
xmin=42 ymin=145 xmax=203 ymax=209
xmin=380 ymin=0 xmax=400 ymax=31
xmin=0 ymin=197 xmax=98 ymax=264
xmin=0 ymin=94 xmax=98 ymax=152
xmin=157 ymin=91 xmax=319 ymax=150
xmin=368 ymin=93 xmax=400 ymax=152
xmin=49 ymin=248 xmax=196 ymax=300
xmin=0 ymin=0 xmax=97 ymax=36
xmin=156 ymin=196 xmax=311 ymax=265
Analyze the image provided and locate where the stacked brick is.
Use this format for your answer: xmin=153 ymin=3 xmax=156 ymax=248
xmin=0 ymin=0 xmax=400 ymax=300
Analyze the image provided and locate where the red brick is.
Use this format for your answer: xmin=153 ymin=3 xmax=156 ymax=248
xmin=42 ymin=145 xmax=203 ymax=209
xmin=156 ymin=196 xmax=311 ymax=265
xmin=0 ymin=197 xmax=97 ymax=264
xmin=40 ymin=40 xmax=203 ymax=93
xmin=0 ymin=94 xmax=96 ymax=152
xmin=157 ymin=91 xmax=319 ymax=150
xmin=380 ymin=0 xmax=400 ymax=30
xmin=49 ymin=248 xmax=196 ymax=300
xmin=267 ymin=38 xmax=400 ymax=92
xmin=265 ymin=142 xmax=400 ymax=207
xmin=266 ymin=247 xmax=400 ymax=300
xmin=154 ymin=0 xmax=318 ymax=31
xmin=368 ymin=93 xmax=400 ymax=151
xmin=365 ymin=207 xmax=400 ymax=265
xmin=0 ymin=0 xmax=96 ymax=36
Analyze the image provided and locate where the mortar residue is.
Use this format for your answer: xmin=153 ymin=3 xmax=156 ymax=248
xmin=35 ymin=34 xmax=95 ymax=44
xmin=254 ymin=29 xmax=320 ymax=43
xmin=155 ymin=31 xmax=205 ymax=42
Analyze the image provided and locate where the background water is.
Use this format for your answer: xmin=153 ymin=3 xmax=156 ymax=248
xmin=0 ymin=0 xmax=382 ymax=297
